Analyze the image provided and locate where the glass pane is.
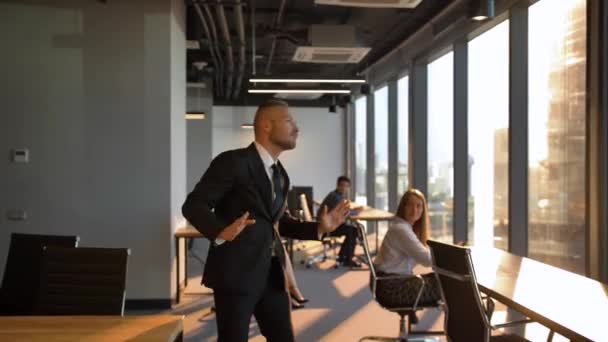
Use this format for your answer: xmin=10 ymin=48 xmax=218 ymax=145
xmin=374 ymin=86 xmax=389 ymax=211
xmin=528 ymin=0 xmax=586 ymax=274
xmin=468 ymin=20 xmax=510 ymax=250
xmin=428 ymin=51 xmax=454 ymax=243
xmin=355 ymin=96 xmax=368 ymax=206
xmin=397 ymin=76 xmax=409 ymax=197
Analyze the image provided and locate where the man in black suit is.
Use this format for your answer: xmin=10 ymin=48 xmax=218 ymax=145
xmin=182 ymin=99 xmax=350 ymax=342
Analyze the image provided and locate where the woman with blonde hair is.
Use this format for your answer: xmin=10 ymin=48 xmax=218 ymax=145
xmin=373 ymin=189 xmax=440 ymax=322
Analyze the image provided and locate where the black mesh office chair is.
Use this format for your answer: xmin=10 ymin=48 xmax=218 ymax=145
xmin=36 ymin=246 xmax=130 ymax=315
xmin=427 ymin=240 xmax=534 ymax=342
xmin=358 ymin=224 xmax=444 ymax=342
xmin=0 ymin=233 xmax=79 ymax=315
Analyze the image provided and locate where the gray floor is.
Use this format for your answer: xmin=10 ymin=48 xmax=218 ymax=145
xmin=128 ymin=239 xmax=564 ymax=342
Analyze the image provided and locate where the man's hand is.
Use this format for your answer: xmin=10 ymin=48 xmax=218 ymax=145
xmin=318 ymin=200 xmax=350 ymax=234
xmin=217 ymin=212 xmax=256 ymax=241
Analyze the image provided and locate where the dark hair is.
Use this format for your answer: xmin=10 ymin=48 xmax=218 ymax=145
xmin=336 ymin=176 xmax=351 ymax=185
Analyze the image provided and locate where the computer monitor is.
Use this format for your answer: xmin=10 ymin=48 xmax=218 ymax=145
xmin=287 ymin=186 xmax=313 ymax=214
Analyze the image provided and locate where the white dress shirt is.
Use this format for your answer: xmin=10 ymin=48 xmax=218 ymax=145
xmin=254 ymin=141 xmax=279 ymax=198
xmin=374 ymin=217 xmax=432 ymax=275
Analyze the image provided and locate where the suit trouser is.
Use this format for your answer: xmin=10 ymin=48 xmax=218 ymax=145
xmin=328 ymin=223 xmax=358 ymax=261
xmin=213 ymin=257 xmax=294 ymax=342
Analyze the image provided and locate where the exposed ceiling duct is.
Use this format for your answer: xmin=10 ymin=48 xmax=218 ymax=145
xmin=216 ymin=2 xmax=234 ymax=99
xmin=264 ymin=0 xmax=288 ymax=75
xmin=232 ymin=0 xmax=246 ymax=99
xmin=314 ymin=0 xmax=422 ymax=8
xmin=185 ymin=0 xmax=452 ymax=104
xmin=193 ymin=3 xmax=222 ymax=97
xmin=202 ymin=3 xmax=224 ymax=97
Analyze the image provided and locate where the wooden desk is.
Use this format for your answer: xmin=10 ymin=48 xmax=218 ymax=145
xmin=471 ymin=248 xmax=608 ymax=342
xmin=175 ymin=227 xmax=204 ymax=303
xmin=351 ymin=207 xmax=394 ymax=253
xmin=0 ymin=315 xmax=183 ymax=341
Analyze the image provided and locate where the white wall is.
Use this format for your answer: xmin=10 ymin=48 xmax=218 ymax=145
xmin=211 ymin=106 xmax=345 ymax=201
xmin=0 ymin=0 xmax=186 ymax=301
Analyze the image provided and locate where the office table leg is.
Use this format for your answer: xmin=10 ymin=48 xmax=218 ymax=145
xmin=374 ymin=222 xmax=379 ymax=254
xmin=184 ymin=237 xmax=189 ymax=288
xmin=175 ymin=236 xmax=181 ymax=304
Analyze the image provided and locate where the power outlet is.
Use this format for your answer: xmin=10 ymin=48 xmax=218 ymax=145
xmin=6 ymin=209 xmax=27 ymax=221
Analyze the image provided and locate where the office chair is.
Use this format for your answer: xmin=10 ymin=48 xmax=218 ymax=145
xmin=36 ymin=246 xmax=130 ymax=315
xmin=358 ymin=224 xmax=443 ymax=342
xmin=0 ymin=233 xmax=79 ymax=315
xmin=427 ymin=240 xmax=535 ymax=342
xmin=299 ymin=193 xmax=340 ymax=269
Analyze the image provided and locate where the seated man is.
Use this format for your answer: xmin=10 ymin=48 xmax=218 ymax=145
xmin=318 ymin=176 xmax=362 ymax=268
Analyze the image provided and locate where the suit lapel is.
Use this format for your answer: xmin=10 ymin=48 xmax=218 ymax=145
xmin=246 ymin=143 xmax=273 ymax=219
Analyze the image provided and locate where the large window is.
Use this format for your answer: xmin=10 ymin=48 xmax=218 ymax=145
xmin=468 ymin=21 xmax=510 ymax=250
xmin=528 ymin=0 xmax=587 ymax=274
xmin=355 ymin=97 xmax=368 ymax=205
xmin=397 ymin=76 xmax=409 ymax=197
xmin=374 ymin=86 xmax=389 ymax=210
xmin=428 ymin=52 xmax=454 ymax=243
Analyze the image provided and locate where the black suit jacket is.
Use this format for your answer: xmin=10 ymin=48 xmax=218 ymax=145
xmin=182 ymin=143 xmax=319 ymax=295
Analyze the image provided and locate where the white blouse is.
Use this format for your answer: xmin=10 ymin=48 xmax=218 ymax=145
xmin=374 ymin=217 xmax=432 ymax=276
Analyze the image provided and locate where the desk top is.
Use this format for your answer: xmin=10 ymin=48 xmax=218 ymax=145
xmin=351 ymin=207 xmax=394 ymax=221
xmin=0 ymin=315 xmax=184 ymax=342
xmin=471 ymin=248 xmax=608 ymax=342
xmin=175 ymin=226 xmax=203 ymax=238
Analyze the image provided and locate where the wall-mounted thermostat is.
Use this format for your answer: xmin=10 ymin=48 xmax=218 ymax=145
xmin=11 ymin=148 xmax=29 ymax=163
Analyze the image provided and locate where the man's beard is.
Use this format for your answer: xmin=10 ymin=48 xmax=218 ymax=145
xmin=270 ymin=134 xmax=296 ymax=150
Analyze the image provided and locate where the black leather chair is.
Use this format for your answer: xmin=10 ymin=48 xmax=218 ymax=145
xmin=427 ymin=240 xmax=534 ymax=342
xmin=0 ymin=233 xmax=79 ymax=315
xmin=36 ymin=246 xmax=130 ymax=315
xmin=358 ymin=224 xmax=443 ymax=342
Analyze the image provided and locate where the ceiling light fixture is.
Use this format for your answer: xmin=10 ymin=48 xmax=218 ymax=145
xmin=241 ymin=123 xmax=254 ymax=129
xmin=249 ymin=78 xmax=365 ymax=84
xmin=470 ymin=0 xmax=495 ymax=21
xmin=248 ymin=89 xmax=351 ymax=94
xmin=186 ymin=112 xmax=206 ymax=120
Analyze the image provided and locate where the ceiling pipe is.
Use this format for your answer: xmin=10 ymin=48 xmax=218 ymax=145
xmin=250 ymin=0 xmax=256 ymax=76
xmin=202 ymin=3 xmax=224 ymax=97
xmin=360 ymin=0 xmax=464 ymax=76
xmin=233 ymin=0 xmax=246 ymax=99
xmin=264 ymin=0 xmax=287 ymax=75
xmin=216 ymin=0 xmax=235 ymax=99
xmin=193 ymin=3 xmax=222 ymax=97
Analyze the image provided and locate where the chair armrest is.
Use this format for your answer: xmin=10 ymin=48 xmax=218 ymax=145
xmin=492 ymin=318 xmax=534 ymax=330
xmin=376 ymin=274 xmax=421 ymax=281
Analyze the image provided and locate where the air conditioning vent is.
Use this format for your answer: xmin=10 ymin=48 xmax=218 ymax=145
xmin=314 ymin=0 xmax=422 ymax=8
xmin=274 ymin=92 xmax=324 ymax=100
xmin=293 ymin=47 xmax=371 ymax=64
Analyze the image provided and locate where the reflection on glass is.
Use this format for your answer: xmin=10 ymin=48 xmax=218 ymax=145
xmin=528 ymin=0 xmax=586 ymax=274
xmin=428 ymin=51 xmax=454 ymax=243
xmin=355 ymin=97 xmax=367 ymax=205
xmin=397 ymin=76 xmax=409 ymax=197
xmin=374 ymin=86 xmax=389 ymax=211
xmin=468 ymin=20 xmax=509 ymax=250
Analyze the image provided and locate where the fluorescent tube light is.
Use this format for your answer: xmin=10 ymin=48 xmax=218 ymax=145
xmin=248 ymin=89 xmax=351 ymax=94
xmin=249 ymin=78 xmax=365 ymax=84
xmin=241 ymin=123 xmax=254 ymax=129
xmin=186 ymin=112 xmax=206 ymax=120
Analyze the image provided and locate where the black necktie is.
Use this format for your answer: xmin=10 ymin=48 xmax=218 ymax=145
xmin=271 ymin=164 xmax=284 ymax=216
